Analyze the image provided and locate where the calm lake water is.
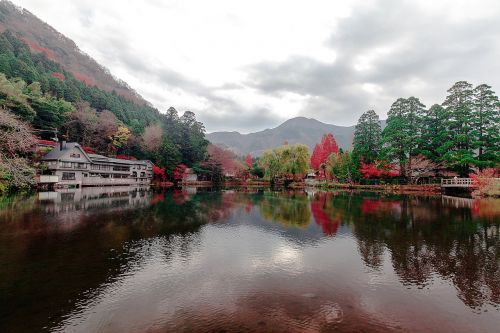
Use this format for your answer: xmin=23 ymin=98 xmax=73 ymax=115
xmin=0 ymin=187 xmax=499 ymax=333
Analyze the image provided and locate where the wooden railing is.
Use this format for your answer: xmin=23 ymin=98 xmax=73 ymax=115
xmin=441 ymin=178 xmax=473 ymax=187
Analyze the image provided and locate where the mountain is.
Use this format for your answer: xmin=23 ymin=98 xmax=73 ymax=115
xmin=0 ymin=0 xmax=146 ymax=105
xmin=207 ymin=117 xmax=386 ymax=156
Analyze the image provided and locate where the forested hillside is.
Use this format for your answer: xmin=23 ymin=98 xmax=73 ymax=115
xmin=0 ymin=29 xmax=209 ymax=190
xmin=0 ymin=0 xmax=146 ymax=104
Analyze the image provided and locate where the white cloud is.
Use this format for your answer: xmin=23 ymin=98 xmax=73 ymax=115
xmin=11 ymin=0 xmax=500 ymax=132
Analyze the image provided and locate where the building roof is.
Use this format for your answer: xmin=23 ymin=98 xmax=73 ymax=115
xmin=42 ymin=142 xmax=153 ymax=166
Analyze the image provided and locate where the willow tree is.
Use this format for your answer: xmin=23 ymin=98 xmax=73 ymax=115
xmin=259 ymin=144 xmax=310 ymax=182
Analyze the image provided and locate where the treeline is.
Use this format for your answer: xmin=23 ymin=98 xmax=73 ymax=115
xmin=0 ymin=30 xmax=208 ymax=178
xmin=353 ymin=81 xmax=499 ymax=177
xmin=257 ymin=81 xmax=498 ymax=185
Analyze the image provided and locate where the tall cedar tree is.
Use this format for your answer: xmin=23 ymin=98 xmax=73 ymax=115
xmin=441 ymin=81 xmax=475 ymax=175
xmin=352 ymin=110 xmax=381 ymax=164
xmin=382 ymin=97 xmax=425 ymax=178
xmin=471 ymin=84 xmax=500 ymax=167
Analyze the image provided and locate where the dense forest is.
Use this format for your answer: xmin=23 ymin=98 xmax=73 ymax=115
xmin=0 ymin=30 xmax=209 ymax=191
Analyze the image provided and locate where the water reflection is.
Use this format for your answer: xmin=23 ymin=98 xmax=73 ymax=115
xmin=0 ymin=188 xmax=498 ymax=332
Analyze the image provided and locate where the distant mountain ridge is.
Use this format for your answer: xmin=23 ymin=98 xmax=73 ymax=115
xmin=0 ymin=0 xmax=147 ymax=105
xmin=207 ymin=117 xmax=386 ymax=156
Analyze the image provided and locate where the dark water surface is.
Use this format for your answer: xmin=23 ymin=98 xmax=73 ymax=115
xmin=0 ymin=187 xmax=499 ymax=333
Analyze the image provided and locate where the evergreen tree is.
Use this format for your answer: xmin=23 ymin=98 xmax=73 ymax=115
xmin=352 ymin=110 xmax=381 ymax=163
xmin=417 ymin=104 xmax=448 ymax=161
xmin=381 ymin=97 xmax=425 ymax=178
xmin=441 ymin=81 xmax=475 ymax=175
xmin=471 ymin=84 xmax=500 ymax=167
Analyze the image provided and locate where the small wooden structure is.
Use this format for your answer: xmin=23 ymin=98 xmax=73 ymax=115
xmin=441 ymin=178 xmax=473 ymax=188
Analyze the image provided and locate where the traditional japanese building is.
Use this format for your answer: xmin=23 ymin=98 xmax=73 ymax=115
xmin=41 ymin=141 xmax=153 ymax=187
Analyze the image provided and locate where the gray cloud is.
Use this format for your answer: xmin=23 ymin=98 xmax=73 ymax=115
xmin=247 ymin=0 xmax=500 ymax=125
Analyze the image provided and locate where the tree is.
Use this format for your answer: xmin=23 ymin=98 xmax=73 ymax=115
xmin=155 ymin=136 xmax=182 ymax=177
xmin=417 ymin=104 xmax=448 ymax=161
xmin=326 ymin=151 xmax=356 ymax=183
xmin=260 ymin=144 xmax=309 ymax=182
xmin=381 ymin=97 xmax=425 ymax=178
xmin=310 ymin=133 xmax=339 ymax=177
xmin=0 ymin=108 xmax=36 ymax=157
xmin=245 ymin=154 xmax=253 ymax=168
xmin=353 ymin=110 xmax=381 ymax=163
xmin=110 ymin=125 xmax=131 ymax=149
xmin=406 ymin=155 xmax=444 ymax=184
xmin=141 ymin=123 xmax=163 ymax=152
xmin=471 ymin=84 xmax=500 ymax=168
xmin=441 ymin=81 xmax=475 ymax=175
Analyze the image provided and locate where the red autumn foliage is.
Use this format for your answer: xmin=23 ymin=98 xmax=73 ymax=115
xmin=22 ymin=37 xmax=57 ymax=61
xmin=310 ymin=133 xmax=339 ymax=174
xmin=73 ymin=71 xmax=97 ymax=86
xmin=151 ymin=192 xmax=165 ymax=204
xmin=153 ymin=165 xmax=166 ymax=181
xmin=173 ymin=164 xmax=187 ymax=181
xmin=360 ymin=162 xmax=399 ymax=179
xmin=116 ymin=154 xmax=137 ymax=160
xmin=37 ymin=139 xmax=57 ymax=146
xmin=82 ymin=146 xmax=96 ymax=154
xmin=245 ymin=154 xmax=253 ymax=168
xmin=469 ymin=168 xmax=499 ymax=197
xmin=50 ymin=72 xmax=65 ymax=81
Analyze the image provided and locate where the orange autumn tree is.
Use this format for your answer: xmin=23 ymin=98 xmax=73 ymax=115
xmin=310 ymin=133 xmax=339 ymax=177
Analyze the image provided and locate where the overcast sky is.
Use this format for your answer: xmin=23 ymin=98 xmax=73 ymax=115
xmin=12 ymin=0 xmax=500 ymax=133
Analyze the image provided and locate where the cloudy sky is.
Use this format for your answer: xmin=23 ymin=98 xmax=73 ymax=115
xmin=12 ymin=0 xmax=500 ymax=133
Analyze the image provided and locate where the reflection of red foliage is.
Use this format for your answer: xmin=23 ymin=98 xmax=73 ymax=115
xmin=311 ymin=193 xmax=339 ymax=236
xmin=361 ymin=198 xmax=400 ymax=215
xmin=361 ymin=199 xmax=381 ymax=214
xmin=245 ymin=203 xmax=252 ymax=213
xmin=172 ymin=189 xmax=189 ymax=205
xmin=472 ymin=199 xmax=500 ymax=219
xmin=82 ymin=146 xmax=96 ymax=154
xmin=151 ymin=192 xmax=165 ymax=204
xmin=51 ymin=72 xmax=65 ymax=80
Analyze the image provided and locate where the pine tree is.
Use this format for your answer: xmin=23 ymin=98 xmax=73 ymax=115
xmin=471 ymin=84 xmax=500 ymax=168
xmin=417 ymin=104 xmax=448 ymax=161
xmin=352 ymin=110 xmax=381 ymax=163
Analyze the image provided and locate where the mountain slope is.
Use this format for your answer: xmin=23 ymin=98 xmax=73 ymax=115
xmin=207 ymin=117 xmax=386 ymax=156
xmin=0 ymin=0 xmax=146 ymax=105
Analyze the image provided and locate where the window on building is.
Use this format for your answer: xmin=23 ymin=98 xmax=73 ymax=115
xmin=61 ymin=162 xmax=72 ymax=168
xmin=70 ymin=153 xmax=81 ymax=158
xmin=62 ymin=172 xmax=76 ymax=180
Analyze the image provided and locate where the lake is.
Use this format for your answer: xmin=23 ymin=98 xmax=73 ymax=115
xmin=0 ymin=186 xmax=499 ymax=333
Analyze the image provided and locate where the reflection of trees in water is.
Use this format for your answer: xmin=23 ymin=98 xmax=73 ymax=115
xmin=337 ymin=193 xmax=500 ymax=309
xmin=310 ymin=192 xmax=341 ymax=236
xmin=257 ymin=190 xmax=311 ymax=228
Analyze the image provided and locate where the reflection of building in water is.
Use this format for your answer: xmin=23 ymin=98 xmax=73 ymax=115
xmin=442 ymin=195 xmax=474 ymax=209
xmin=39 ymin=186 xmax=151 ymax=213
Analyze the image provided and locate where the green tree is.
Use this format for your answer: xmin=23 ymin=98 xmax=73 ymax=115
xmin=381 ymin=97 xmax=425 ymax=178
xmin=471 ymin=84 xmax=500 ymax=167
xmin=417 ymin=104 xmax=448 ymax=161
xmin=353 ymin=109 xmax=381 ymax=163
xmin=441 ymin=81 xmax=475 ymax=175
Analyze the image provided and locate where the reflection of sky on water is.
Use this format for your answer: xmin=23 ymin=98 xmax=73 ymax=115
xmin=0 ymin=188 xmax=498 ymax=333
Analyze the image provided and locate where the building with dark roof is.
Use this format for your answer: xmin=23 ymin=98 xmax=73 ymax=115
xmin=41 ymin=141 xmax=153 ymax=187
